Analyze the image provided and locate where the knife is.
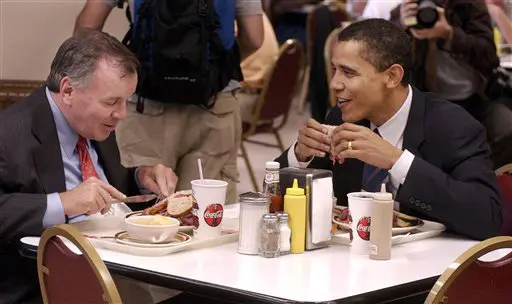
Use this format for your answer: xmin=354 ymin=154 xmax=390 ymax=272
xmin=110 ymin=194 xmax=157 ymax=204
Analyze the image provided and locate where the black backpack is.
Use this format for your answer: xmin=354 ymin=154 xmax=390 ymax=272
xmin=120 ymin=0 xmax=242 ymax=112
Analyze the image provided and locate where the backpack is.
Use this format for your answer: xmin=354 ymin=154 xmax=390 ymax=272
xmin=121 ymin=0 xmax=242 ymax=112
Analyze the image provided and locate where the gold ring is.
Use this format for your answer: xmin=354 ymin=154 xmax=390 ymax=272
xmin=348 ymin=141 xmax=353 ymax=150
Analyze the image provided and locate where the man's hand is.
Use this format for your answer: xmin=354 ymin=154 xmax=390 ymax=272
xmin=400 ymin=0 xmax=419 ymax=28
xmin=295 ymin=119 xmax=332 ymax=162
xmin=59 ymin=177 xmax=126 ymax=217
xmin=331 ymin=123 xmax=403 ymax=169
xmin=409 ymin=8 xmax=453 ymax=41
xmin=136 ymin=164 xmax=178 ymax=198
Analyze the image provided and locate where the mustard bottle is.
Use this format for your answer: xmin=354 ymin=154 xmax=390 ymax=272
xmin=283 ymin=179 xmax=306 ymax=254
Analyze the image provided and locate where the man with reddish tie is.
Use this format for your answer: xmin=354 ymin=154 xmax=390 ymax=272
xmin=0 ymin=29 xmax=178 ymax=303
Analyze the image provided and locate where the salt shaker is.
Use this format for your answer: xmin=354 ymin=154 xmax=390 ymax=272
xmin=237 ymin=192 xmax=270 ymax=255
xmin=259 ymin=214 xmax=280 ymax=258
xmin=277 ymin=213 xmax=291 ymax=255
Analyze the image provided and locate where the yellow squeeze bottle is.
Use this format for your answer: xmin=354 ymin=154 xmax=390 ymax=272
xmin=283 ymin=179 xmax=306 ymax=254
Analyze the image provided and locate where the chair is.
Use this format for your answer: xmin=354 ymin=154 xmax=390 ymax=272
xmin=425 ymin=236 xmax=512 ymax=304
xmin=297 ymin=3 xmax=352 ymax=113
xmin=495 ymin=164 xmax=512 ymax=235
xmin=38 ymin=224 xmax=122 ymax=304
xmin=240 ymin=39 xmax=305 ymax=192
xmin=0 ymin=79 xmax=44 ymax=109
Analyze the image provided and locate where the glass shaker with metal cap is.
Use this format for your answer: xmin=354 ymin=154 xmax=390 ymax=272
xmin=237 ymin=192 xmax=270 ymax=255
xmin=260 ymin=213 xmax=280 ymax=258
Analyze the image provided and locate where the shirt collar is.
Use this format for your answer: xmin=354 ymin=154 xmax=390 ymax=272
xmin=370 ymin=85 xmax=413 ymax=146
xmin=46 ymin=87 xmax=82 ymax=158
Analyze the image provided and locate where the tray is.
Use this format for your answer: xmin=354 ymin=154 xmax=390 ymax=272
xmin=70 ymin=216 xmax=239 ymax=257
xmin=330 ymin=219 xmax=446 ymax=246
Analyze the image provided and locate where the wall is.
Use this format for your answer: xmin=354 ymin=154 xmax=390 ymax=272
xmin=0 ymin=0 xmax=128 ymax=80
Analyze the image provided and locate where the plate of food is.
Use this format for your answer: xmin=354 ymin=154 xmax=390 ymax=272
xmin=126 ymin=190 xmax=198 ymax=233
xmin=332 ymin=206 xmax=424 ymax=235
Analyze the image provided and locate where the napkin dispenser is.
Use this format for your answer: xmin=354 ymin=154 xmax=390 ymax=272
xmin=279 ymin=167 xmax=333 ymax=250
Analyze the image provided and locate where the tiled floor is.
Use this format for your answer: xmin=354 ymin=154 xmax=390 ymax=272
xmin=236 ymin=98 xmax=311 ymax=196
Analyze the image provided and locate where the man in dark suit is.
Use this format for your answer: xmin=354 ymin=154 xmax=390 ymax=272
xmin=0 ymin=30 xmax=178 ymax=303
xmin=276 ymin=19 xmax=503 ymax=241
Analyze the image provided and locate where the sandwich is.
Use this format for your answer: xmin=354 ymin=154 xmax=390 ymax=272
xmin=142 ymin=190 xmax=199 ymax=227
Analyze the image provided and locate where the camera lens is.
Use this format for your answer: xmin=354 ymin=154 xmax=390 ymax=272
xmin=416 ymin=0 xmax=439 ymax=29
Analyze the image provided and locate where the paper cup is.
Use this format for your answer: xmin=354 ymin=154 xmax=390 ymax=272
xmin=191 ymin=179 xmax=228 ymax=240
xmin=347 ymin=192 xmax=374 ymax=255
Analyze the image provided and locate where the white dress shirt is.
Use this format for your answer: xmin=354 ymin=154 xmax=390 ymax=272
xmin=287 ymin=85 xmax=415 ymax=204
xmin=361 ymin=0 xmax=402 ymax=20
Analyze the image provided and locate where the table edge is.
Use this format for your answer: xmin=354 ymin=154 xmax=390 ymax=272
xmin=18 ymin=241 xmax=437 ymax=303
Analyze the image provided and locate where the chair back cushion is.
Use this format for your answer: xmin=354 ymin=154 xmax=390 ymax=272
xmin=442 ymin=251 xmax=512 ymax=303
xmin=42 ymin=236 xmax=108 ymax=304
xmin=497 ymin=172 xmax=512 ymax=235
xmin=258 ymin=40 xmax=303 ymax=121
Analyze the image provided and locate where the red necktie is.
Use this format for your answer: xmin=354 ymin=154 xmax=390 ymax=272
xmin=76 ymin=136 xmax=99 ymax=182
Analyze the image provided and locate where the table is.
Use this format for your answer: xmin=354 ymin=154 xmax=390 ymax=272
xmin=20 ymin=234 xmax=479 ymax=303
xmin=501 ymin=54 xmax=511 ymax=70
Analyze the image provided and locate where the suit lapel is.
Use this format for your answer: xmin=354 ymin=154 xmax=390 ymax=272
xmin=402 ymin=86 xmax=426 ymax=155
xmin=31 ymin=89 xmax=66 ymax=194
xmin=93 ymin=135 xmax=123 ymax=190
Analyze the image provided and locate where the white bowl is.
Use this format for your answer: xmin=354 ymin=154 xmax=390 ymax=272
xmin=125 ymin=215 xmax=180 ymax=243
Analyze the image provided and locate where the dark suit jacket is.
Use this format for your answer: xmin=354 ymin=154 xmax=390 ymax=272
xmin=276 ymin=87 xmax=503 ymax=241
xmin=0 ymin=87 xmax=141 ymax=304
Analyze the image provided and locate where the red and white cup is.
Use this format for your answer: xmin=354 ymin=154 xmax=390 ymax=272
xmin=347 ymin=192 xmax=374 ymax=255
xmin=191 ymin=179 xmax=228 ymax=239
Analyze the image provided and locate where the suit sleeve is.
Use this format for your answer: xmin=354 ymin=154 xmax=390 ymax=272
xmin=0 ymin=152 xmax=48 ymax=241
xmin=396 ymin=114 xmax=502 ymax=240
xmin=437 ymin=2 xmax=499 ymax=77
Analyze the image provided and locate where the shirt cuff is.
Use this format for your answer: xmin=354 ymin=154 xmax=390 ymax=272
xmin=389 ymin=149 xmax=415 ymax=185
xmin=287 ymin=141 xmax=314 ymax=168
xmin=43 ymin=193 xmax=66 ymax=228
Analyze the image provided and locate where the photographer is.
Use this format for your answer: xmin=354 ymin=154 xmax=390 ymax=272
xmin=390 ymin=0 xmax=512 ymax=168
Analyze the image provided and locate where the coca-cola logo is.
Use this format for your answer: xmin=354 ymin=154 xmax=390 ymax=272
xmin=203 ymin=204 xmax=224 ymax=227
xmin=356 ymin=217 xmax=371 ymax=241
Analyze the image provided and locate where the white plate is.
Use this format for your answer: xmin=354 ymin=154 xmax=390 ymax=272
xmin=114 ymin=231 xmax=192 ymax=248
xmin=333 ymin=206 xmax=423 ymax=236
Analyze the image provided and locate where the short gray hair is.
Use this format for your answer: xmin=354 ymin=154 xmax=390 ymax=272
xmin=46 ymin=29 xmax=139 ymax=92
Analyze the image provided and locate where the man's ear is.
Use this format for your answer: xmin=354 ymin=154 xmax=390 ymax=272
xmin=384 ymin=64 xmax=405 ymax=89
xmin=60 ymin=77 xmax=74 ymax=106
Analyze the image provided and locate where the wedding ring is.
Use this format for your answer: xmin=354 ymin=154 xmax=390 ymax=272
xmin=348 ymin=141 xmax=353 ymax=150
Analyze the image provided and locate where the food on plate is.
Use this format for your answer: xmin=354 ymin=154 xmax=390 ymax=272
xmin=333 ymin=207 xmax=422 ymax=229
xmin=142 ymin=190 xmax=199 ymax=227
xmin=136 ymin=214 xmax=173 ymax=226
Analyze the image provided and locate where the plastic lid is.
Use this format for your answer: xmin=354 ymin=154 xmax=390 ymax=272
xmin=374 ymin=183 xmax=393 ymax=201
xmin=265 ymin=161 xmax=280 ymax=170
xmin=286 ymin=179 xmax=304 ymax=196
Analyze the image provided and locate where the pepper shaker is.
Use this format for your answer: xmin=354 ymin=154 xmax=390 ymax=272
xmin=259 ymin=214 xmax=280 ymax=258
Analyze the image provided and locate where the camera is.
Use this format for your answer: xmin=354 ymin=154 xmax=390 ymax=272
xmin=404 ymin=0 xmax=445 ymax=29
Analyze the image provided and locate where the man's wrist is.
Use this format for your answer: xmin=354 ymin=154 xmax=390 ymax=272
xmin=294 ymin=144 xmax=312 ymax=163
xmin=389 ymin=149 xmax=404 ymax=169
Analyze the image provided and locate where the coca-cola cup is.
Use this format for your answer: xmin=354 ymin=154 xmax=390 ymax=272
xmin=347 ymin=192 xmax=374 ymax=255
xmin=191 ymin=179 xmax=228 ymax=240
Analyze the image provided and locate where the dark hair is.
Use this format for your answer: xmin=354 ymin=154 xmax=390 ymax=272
xmin=47 ymin=29 xmax=139 ymax=92
xmin=338 ymin=19 xmax=412 ymax=84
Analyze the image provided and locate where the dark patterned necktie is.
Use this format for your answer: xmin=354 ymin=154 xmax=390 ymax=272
xmin=362 ymin=128 xmax=390 ymax=192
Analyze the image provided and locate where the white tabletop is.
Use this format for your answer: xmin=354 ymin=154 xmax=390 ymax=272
xmin=501 ymin=54 xmax=512 ymax=69
xmin=21 ymin=235 xmax=480 ymax=302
